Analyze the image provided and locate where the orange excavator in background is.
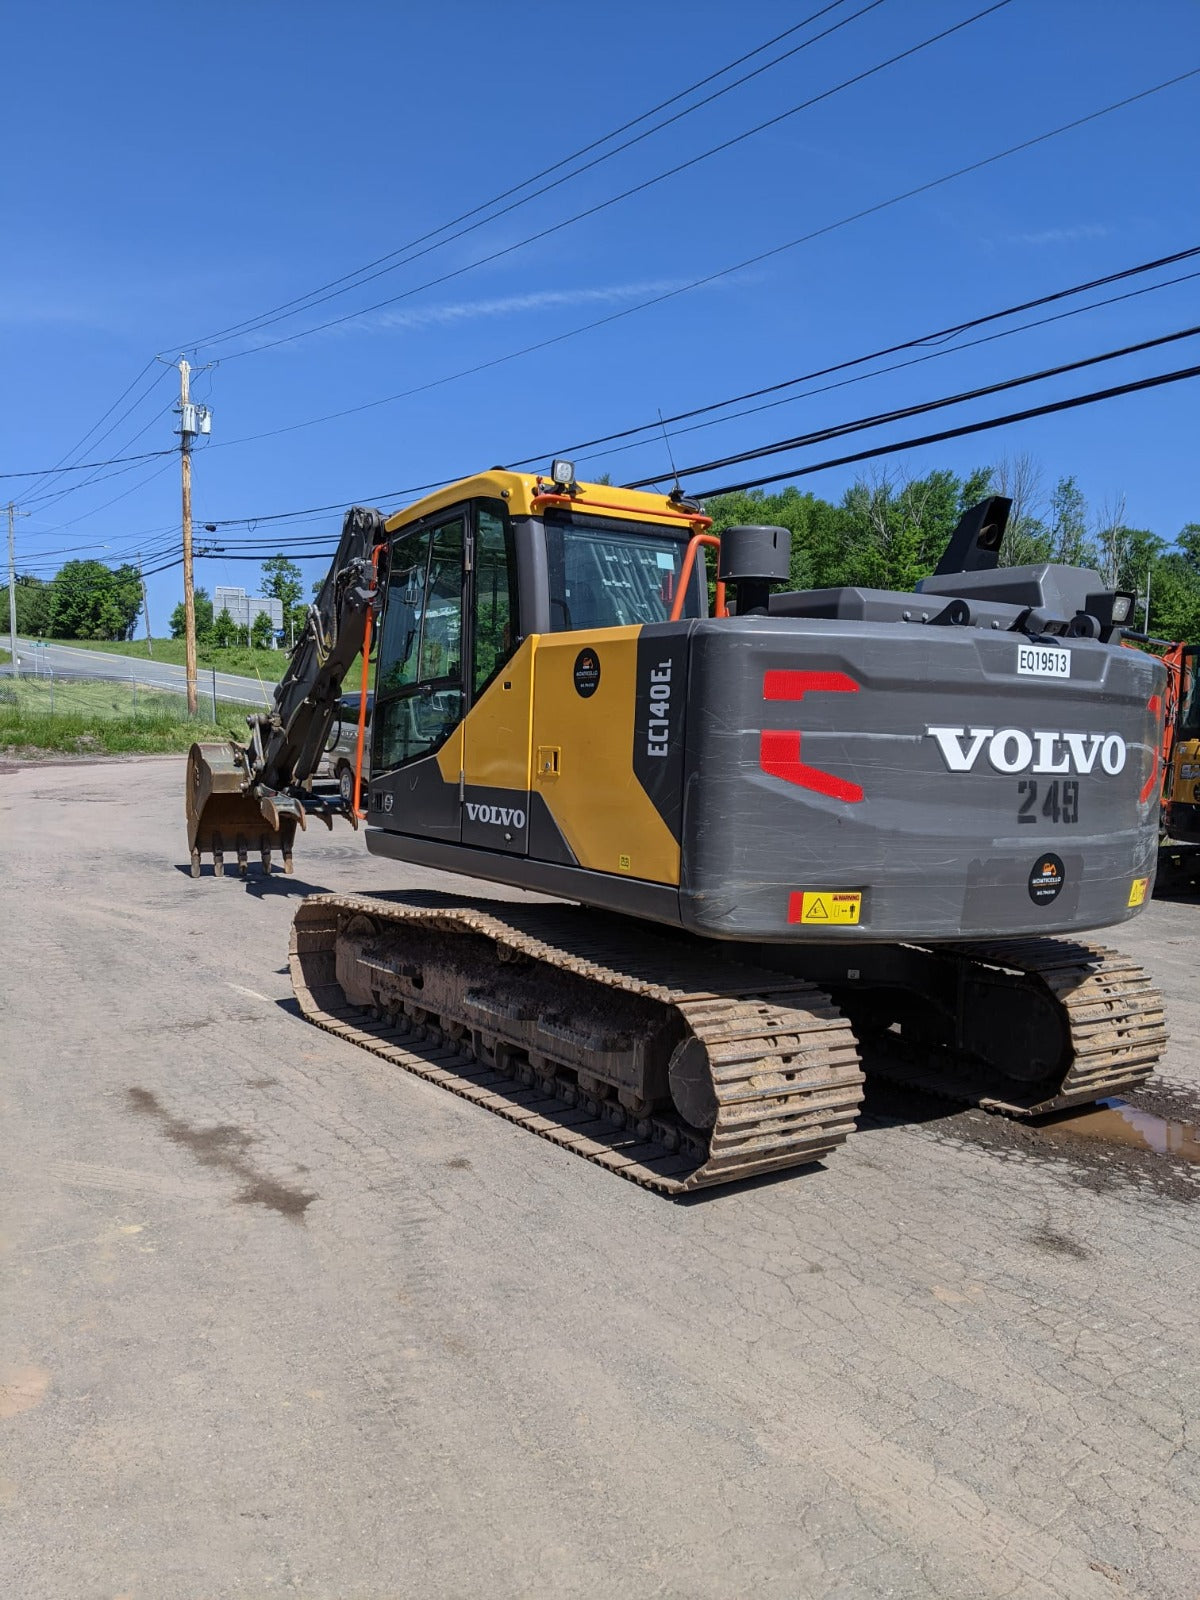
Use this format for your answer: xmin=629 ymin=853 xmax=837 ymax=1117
xmin=1154 ymin=639 xmax=1200 ymax=889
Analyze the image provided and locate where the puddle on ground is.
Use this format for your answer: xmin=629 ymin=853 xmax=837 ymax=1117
xmin=859 ymin=1072 xmax=1200 ymax=1203
xmin=1043 ymin=1098 xmax=1200 ymax=1163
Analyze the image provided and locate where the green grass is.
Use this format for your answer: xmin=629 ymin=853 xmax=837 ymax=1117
xmin=0 ymin=646 xmax=10 ymax=666
xmin=41 ymin=635 xmax=300 ymax=677
xmin=0 ymin=676 xmax=251 ymax=756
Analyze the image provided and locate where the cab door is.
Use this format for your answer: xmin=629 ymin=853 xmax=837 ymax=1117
xmin=460 ymin=500 xmax=530 ymax=854
xmin=369 ymin=511 xmax=466 ymax=841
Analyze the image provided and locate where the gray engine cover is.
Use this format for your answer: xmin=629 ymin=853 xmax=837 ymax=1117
xmin=674 ymin=616 xmax=1163 ymax=943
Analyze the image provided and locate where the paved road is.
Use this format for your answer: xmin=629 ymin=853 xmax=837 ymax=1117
xmin=9 ymin=637 xmax=275 ymax=704
xmin=2 ymin=757 xmax=1198 ymax=1598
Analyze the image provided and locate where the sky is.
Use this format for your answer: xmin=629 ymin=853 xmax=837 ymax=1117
xmin=3 ymin=0 xmax=1199 ymax=629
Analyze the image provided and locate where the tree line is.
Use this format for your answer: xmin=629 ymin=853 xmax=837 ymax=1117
xmin=4 ymin=461 xmax=1198 ymax=644
xmin=1 ymin=554 xmax=307 ymax=646
xmin=1 ymin=560 xmax=143 ymax=641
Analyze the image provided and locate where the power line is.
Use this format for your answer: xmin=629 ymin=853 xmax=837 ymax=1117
xmin=15 ymin=359 xmax=161 ymax=503
xmin=21 ymin=443 xmax=173 ymax=514
xmin=126 ymin=364 xmax=1200 ymax=571
xmin=0 ymin=448 xmax=175 ymax=481
xmin=206 ymin=71 xmax=1200 ymax=455
xmin=55 ymin=346 xmax=1200 ymax=583
xmin=693 ymin=361 xmax=1200 ymax=497
xmin=22 ymin=398 xmax=178 ymax=517
xmin=191 ymin=241 xmax=1200 ymax=530
xmin=626 ymin=322 xmax=1200 ymax=486
xmin=16 ymin=515 xmax=179 ymax=545
xmin=15 ymin=533 xmax=178 ymax=569
xmin=26 ymin=246 xmax=1200 ymax=569
xmin=19 ymin=368 xmax=174 ymax=522
xmin=183 ymin=0 xmax=872 ymax=352
xmin=14 ymin=4 xmax=924 ymax=527
xmin=36 ymin=459 xmax=177 ymax=531
xmin=188 ymin=257 xmax=1200 ymax=512
xmin=20 ymin=59 xmax=1198 ymax=563
xmin=213 ymin=333 xmax=1200 ymax=549
xmin=586 ymin=266 xmax=1200 ymax=475
xmin=541 ymin=251 xmax=1200 ymax=467
xmin=35 ymin=53 xmax=1187 ymax=544
xmin=211 ymin=1 xmax=1015 ymax=362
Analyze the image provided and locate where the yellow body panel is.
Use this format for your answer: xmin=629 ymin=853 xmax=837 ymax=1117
xmin=382 ymin=471 xmax=708 ymax=537
xmin=531 ymin=629 xmax=680 ymax=884
xmin=449 ymin=636 xmax=536 ymax=794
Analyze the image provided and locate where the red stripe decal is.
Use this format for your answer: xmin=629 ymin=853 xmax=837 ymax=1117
xmin=760 ymin=731 xmax=864 ymax=802
xmin=764 ymin=670 xmax=859 ymax=701
xmin=760 ymin=670 xmax=863 ymax=803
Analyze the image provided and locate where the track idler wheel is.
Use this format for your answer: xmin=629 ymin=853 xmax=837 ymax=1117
xmin=668 ymin=1039 xmax=718 ymax=1129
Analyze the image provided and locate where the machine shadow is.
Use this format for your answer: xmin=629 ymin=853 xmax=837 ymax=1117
xmin=1152 ymin=881 xmax=1200 ymax=904
xmin=854 ymin=1064 xmax=971 ymax=1131
xmin=172 ymin=862 xmax=333 ymax=897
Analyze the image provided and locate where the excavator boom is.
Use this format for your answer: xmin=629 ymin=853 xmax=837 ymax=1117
xmin=186 ymin=506 xmax=385 ymax=876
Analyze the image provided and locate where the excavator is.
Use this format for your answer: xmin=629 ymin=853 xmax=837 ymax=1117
xmin=1153 ymin=638 xmax=1200 ymax=890
xmin=186 ymin=465 xmax=1168 ymax=1194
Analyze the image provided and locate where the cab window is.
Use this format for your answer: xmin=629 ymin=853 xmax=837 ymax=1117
xmin=545 ymin=520 xmax=702 ymax=631
xmin=373 ymin=515 xmax=465 ymax=772
xmin=472 ymin=503 xmax=518 ymax=695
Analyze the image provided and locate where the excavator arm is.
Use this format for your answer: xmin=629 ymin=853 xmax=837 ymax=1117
xmin=186 ymin=506 xmax=387 ymax=876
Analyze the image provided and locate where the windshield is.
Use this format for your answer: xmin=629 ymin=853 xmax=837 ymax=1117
xmin=544 ymin=518 xmax=704 ymax=631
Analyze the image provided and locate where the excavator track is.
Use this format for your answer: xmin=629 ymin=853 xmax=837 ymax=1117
xmin=872 ymin=938 xmax=1168 ymax=1116
xmin=289 ymin=894 xmax=864 ymax=1195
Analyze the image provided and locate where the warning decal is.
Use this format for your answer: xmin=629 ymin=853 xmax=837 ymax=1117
xmin=788 ymin=891 xmax=862 ymax=926
xmin=1127 ymin=876 xmax=1149 ymax=908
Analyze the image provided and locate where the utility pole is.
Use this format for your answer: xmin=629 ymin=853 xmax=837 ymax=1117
xmin=138 ymin=554 xmax=153 ymax=657
xmin=6 ymin=501 xmax=31 ymax=674
xmin=171 ymin=356 xmax=212 ymax=714
xmin=178 ymin=357 xmax=197 ymax=714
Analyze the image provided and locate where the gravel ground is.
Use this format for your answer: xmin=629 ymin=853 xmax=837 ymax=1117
xmin=2 ymin=756 xmax=1198 ymax=1599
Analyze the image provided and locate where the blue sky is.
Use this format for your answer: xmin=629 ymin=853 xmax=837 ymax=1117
xmin=4 ymin=0 xmax=1198 ymax=627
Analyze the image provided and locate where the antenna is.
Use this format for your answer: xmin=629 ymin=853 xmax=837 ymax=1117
xmin=658 ymin=409 xmax=682 ymax=495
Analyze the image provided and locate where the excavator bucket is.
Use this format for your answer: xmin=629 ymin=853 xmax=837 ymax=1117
xmin=186 ymin=742 xmax=299 ymax=878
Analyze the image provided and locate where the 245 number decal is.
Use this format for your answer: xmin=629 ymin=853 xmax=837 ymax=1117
xmin=1017 ymin=778 xmax=1079 ymax=825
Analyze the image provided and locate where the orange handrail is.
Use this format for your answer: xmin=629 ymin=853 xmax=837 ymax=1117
xmin=352 ymin=546 xmax=382 ymax=819
xmin=531 ymin=491 xmax=712 ymax=530
xmin=670 ymin=532 xmax=726 ymax=622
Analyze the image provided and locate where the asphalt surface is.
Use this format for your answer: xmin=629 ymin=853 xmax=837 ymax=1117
xmin=2 ymin=757 xmax=1198 ymax=1599
xmin=9 ymin=637 xmax=274 ymax=704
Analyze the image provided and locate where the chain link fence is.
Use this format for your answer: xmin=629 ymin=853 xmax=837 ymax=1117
xmin=0 ymin=670 xmax=257 ymax=728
